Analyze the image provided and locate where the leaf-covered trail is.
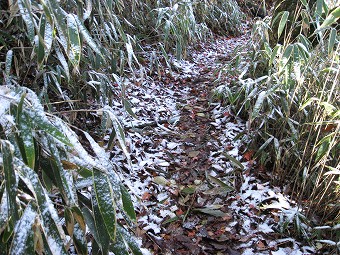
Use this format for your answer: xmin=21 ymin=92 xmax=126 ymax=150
xmin=109 ymin=28 xmax=315 ymax=255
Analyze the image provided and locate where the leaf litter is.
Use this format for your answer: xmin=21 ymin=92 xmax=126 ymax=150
xmin=102 ymin=26 xmax=318 ymax=254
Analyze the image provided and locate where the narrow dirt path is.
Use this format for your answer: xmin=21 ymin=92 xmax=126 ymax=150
xmin=109 ymin=29 xmax=314 ymax=255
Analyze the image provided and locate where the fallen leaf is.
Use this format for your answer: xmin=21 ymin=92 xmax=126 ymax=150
xmin=257 ymin=240 xmax=267 ymax=250
xmin=176 ymin=208 xmax=184 ymax=216
xmin=243 ymin=150 xmax=254 ymax=161
xmin=188 ymin=150 xmax=200 ymax=157
xmin=141 ymin=192 xmax=151 ymax=200
xmin=194 ymin=207 xmax=228 ymax=217
xmin=154 ymin=176 xmax=169 ymax=186
xmin=187 ymin=230 xmax=196 ymax=238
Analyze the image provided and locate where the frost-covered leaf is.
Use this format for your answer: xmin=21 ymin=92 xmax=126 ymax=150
xmin=114 ymin=225 xmax=143 ymax=255
xmin=55 ymin=45 xmax=70 ymax=81
xmin=1 ymin=140 xmax=19 ymax=222
xmin=93 ymin=168 xmax=117 ymax=241
xmin=71 ymin=207 xmax=86 ymax=232
xmin=102 ymin=106 xmax=131 ymax=164
xmin=16 ymin=97 xmax=35 ymax=169
xmin=74 ymin=15 xmax=102 ymax=56
xmin=5 ymin=50 xmax=13 ymax=78
xmin=17 ymin=0 xmax=35 ymax=44
xmin=72 ymin=222 xmax=87 ymax=255
xmin=33 ymin=114 xmax=71 ymax=146
xmin=120 ymin=184 xmax=136 ymax=222
xmin=9 ymin=203 xmax=36 ymax=255
xmin=90 ymin=195 xmax=110 ymax=254
xmin=251 ymin=91 xmax=267 ymax=120
xmin=67 ymin=14 xmax=81 ymax=68
xmin=47 ymin=138 xmax=77 ymax=206
xmin=15 ymin=158 xmax=68 ymax=254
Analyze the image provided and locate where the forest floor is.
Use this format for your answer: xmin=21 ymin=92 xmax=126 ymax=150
xmin=107 ymin=25 xmax=316 ymax=255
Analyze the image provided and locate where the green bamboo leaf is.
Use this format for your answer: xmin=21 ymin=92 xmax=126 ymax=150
xmin=252 ymin=91 xmax=267 ymax=120
xmin=17 ymin=111 xmax=35 ymax=169
xmin=90 ymin=195 xmax=110 ymax=254
xmin=47 ymin=138 xmax=77 ymax=206
xmin=103 ymin=106 xmax=131 ymax=164
xmin=122 ymin=98 xmax=138 ymax=119
xmin=74 ymin=15 xmax=102 ymax=56
xmin=328 ymin=28 xmax=336 ymax=55
xmin=0 ymin=189 xmax=10 ymax=235
xmin=116 ymin=225 xmax=143 ymax=255
xmin=320 ymin=102 xmax=336 ymax=116
xmin=120 ymin=184 xmax=136 ymax=222
xmin=299 ymin=97 xmax=319 ymax=111
xmin=207 ymin=175 xmax=234 ymax=191
xmin=315 ymin=0 xmax=323 ymax=17
xmin=282 ymin=44 xmax=293 ymax=59
xmin=33 ymin=115 xmax=71 ymax=146
xmin=37 ymin=16 xmax=46 ymax=66
xmin=110 ymin=231 xmax=129 ymax=255
xmin=278 ymin=11 xmax=289 ymax=39
xmin=9 ymin=203 xmax=36 ymax=255
xmin=15 ymin=158 xmax=67 ymax=254
xmin=15 ymin=93 xmax=35 ymax=169
xmin=64 ymin=207 xmax=74 ymax=237
xmin=270 ymin=45 xmax=280 ymax=69
xmin=55 ymin=44 xmax=70 ymax=81
xmin=315 ymin=135 xmax=332 ymax=162
xmin=1 ymin=140 xmax=19 ymax=223
xmin=93 ymin=168 xmax=117 ymax=241
xmin=45 ymin=0 xmax=68 ymax=45
xmin=17 ymin=0 xmax=36 ymax=44
xmin=44 ymin=20 xmax=53 ymax=58
xmin=67 ymin=14 xmax=81 ymax=68
xmin=320 ymin=6 xmax=340 ymax=28
xmin=222 ymin=152 xmax=244 ymax=170
xmin=72 ymin=222 xmax=88 ymax=255
xmin=254 ymin=136 xmax=274 ymax=159
xmin=299 ymin=0 xmax=308 ymax=7
xmin=288 ymin=118 xmax=298 ymax=141
xmin=81 ymin=207 xmax=103 ymax=250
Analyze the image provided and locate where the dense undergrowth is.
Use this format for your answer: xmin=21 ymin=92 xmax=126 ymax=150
xmin=0 ymin=0 xmax=244 ymax=253
xmin=214 ymin=0 xmax=339 ymax=251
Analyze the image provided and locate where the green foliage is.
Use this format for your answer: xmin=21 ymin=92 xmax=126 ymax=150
xmin=194 ymin=0 xmax=245 ymax=36
xmin=0 ymin=86 xmax=140 ymax=254
xmin=214 ymin=0 xmax=339 ymax=229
